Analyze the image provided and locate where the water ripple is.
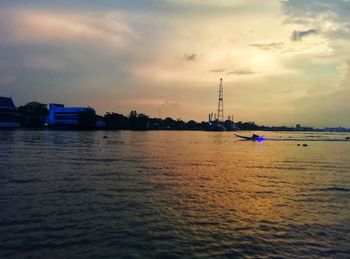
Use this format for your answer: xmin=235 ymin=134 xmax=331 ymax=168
xmin=0 ymin=130 xmax=349 ymax=258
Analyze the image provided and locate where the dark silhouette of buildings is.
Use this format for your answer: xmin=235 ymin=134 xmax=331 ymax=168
xmin=0 ymin=96 xmax=20 ymax=128
xmin=48 ymin=104 xmax=96 ymax=129
xmin=4 ymin=98 xmax=350 ymax=132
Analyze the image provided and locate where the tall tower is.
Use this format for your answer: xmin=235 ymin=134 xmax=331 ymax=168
xmin=217 ymin=78 xmax=224 ymax=122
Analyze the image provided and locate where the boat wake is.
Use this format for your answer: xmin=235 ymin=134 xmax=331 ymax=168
xmin=264 ymin=138 xmax=350 ymax=142
xmin=234 ymin=133 xmax=350 ymax=142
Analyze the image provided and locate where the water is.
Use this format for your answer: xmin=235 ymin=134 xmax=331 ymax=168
xmin=1 ymin=130 xmax=350 ymax=258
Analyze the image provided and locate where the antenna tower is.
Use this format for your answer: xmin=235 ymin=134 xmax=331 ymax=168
xmin=217 ymin=78 xmax=224 ymax=121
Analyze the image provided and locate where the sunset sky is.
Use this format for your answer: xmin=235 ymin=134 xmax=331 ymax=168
xmin=1 ymin=0 xmax=350 ymax=127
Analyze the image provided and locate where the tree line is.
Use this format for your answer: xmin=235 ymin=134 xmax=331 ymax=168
xmin=16 ymin=101 xmax=265 ymax=130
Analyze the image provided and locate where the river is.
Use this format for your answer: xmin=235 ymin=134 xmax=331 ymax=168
xmin=1 ymin=130 xmax=349 ymax=258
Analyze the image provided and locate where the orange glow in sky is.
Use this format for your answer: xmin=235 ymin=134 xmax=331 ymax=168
xmin=1 ymin=1 xmax=350 ymax=127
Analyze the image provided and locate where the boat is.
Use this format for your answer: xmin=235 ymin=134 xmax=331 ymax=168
xmin=0 ymin=97 xmax=20 ymax=128
xmin=234 ymin=133 xmax=264 ymax=141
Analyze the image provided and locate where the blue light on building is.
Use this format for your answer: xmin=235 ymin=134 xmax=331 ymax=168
xmin=48 ymin=103 xmax=96 ymax=128
xmin=0 ymin=96 xmax=20 ymax=128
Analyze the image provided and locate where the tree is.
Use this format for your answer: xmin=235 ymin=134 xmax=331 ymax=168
xmin=163 ymin=117 xmax=175 ymax=129
xmin=104 ymin=112 xmax=129 ymax=129
xmin=129 ymin=111 xmax=149 ymax=130
xmin=78 ymin=108 xmax=96 ymax=129
xmin=186 ymin=120 xmax=198 ymax=130
xmin=17 ymin=102 xmax=49 ymax=127
xmin=17 ymin=102 xmax=49 ymax=116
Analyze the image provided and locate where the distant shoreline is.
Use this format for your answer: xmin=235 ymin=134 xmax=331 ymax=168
xmin=2 ymin=128 xmax=350 ymax=133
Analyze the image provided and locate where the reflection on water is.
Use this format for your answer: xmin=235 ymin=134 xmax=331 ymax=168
xmin=0 ymin=130 xmax=350 ymax=258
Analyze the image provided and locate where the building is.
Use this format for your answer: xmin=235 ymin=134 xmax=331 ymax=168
xmin=0 ymin=97 xmax=20 ymax=128
xmin=295 ymin=124 xmax=314 ymax=131
xmin=48 ymin=103 xmax=96 ymax=128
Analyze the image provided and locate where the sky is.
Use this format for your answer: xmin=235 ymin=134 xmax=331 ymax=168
xmin=1 ymin=0 xmax=350 ymax=127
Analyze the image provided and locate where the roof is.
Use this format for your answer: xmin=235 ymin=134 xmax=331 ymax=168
xmin=53 ymin=107 xmax=89 ymax=112
xmin=0 ymin=97 xmax=16 ymax=109
xmin=49 ymin=103 xmax=95 ymax=113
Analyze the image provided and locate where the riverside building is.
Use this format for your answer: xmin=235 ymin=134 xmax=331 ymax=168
xmin=48 ymin=103 xmax=96 ymax=128
xmin=0 ymin=97 xmax=20 ymax=128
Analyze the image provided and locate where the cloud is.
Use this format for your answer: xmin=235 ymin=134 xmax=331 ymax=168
xmin=0 ymin=8 xmax=137 ymax=48
xmin=184 ymin=54 xmax=197 ymax=61
xmin=163 ymin=0 xmax=256 ymax=7
xmin=209 ymin=68 xmax=226 ymax=73
xmin=291 ymin=60 xmax=350 ymax=127
xmin=227 ymin=69 xmax=255 ymax=75
xmin=283 ymin=1 xmax=350 ymax=40
xmin=23 ymin=55 xmax=66 ymax=71
xmin=249 ymin=42 xmax=284 ymax=50
xmin=1 ymin=0 xmax=348 ymax=125
xmin=291 ymin=29 xmax=317 ymax=41
xmin=0 ymin=74 xmax=16 ymax=86
xmin=163 ymin=0 xmax=283 ymax=8
xmin=209 ymin=67 xmax=254 ymax=75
